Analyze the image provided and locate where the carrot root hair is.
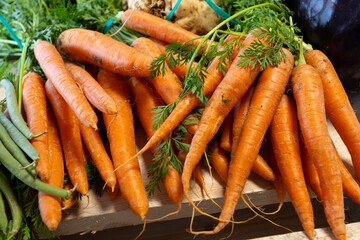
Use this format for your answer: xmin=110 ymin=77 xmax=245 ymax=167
xmin=134 ymin=216 xmax=147 ymax=240
xmin=244 ymin=193 xmax=283 ymax=215
xmin=147 ymin=204 xmax=181 ymax=222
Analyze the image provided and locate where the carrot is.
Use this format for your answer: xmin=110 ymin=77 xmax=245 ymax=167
xmin=98 ymin=70 xmax=148 ymax=218
xmin=61 ymin=183 xmax=77 ymax=210
xmin=45 ymin=80 xmax=88 ymax=195
xmin=220 ymin=109 xmax=233 ymax=152
xmin=57 ymin=28 xmax=153 ymax=77
xmin=291 ymin=63 xmax=345 ymax=240
xmin=64 ymin=61 xmax=117 ymax=115
xmin=131 ymin=37 xmax=183 ymax=105
xmin=231 ymin=85 xmax=254 ymax=156
xmin=85 ymin=63 xmax=99 ymax=79
xmin=107 ymin=184 xmax=119 ymax=201
xmin=132 ymin=35 xmax=242 ymax=159
xmin=270 ymin=94 xmax=314 ymax=239
xmin=129 ymin=76 xmax=183 ymax=206
xmin=38 ymin=107 xmax=64 ymax=231
xmin=121 ymin=10 xmax=204 ymax=46
xmin=201 ymin=46 xmax=293 ymax=234
xmin=34 ymin=40 xmax=98 ymax=129
xmin=268 ymin=143 xmax=286 ymax=207
xmin=209 ymin=141 xmax=229 ymax=183
xmin=150 ymin=37 xmax=196 ymax=80
xmin=299 ymin=135 xmax=323 ymax=201
xmin=305 ymin=50 xmax=360 ymax=182
xmin=22 ymin=72 xmax=50 ymax=180
xmin=79 ymin=123 xmax=117 ymax=191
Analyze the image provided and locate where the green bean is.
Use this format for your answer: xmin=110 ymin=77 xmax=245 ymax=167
xmin=0 ymin=170 xmax=21 ymax=239
xmin=0 ymin=191 xmax=8 ymax=234
xmin=0 ymin=140 xmax=73 ymax=198
xmin=0 ymin=111 xmax=39 ymax=161
xmin=1 ymin=79 xmax=32 ymax=139
xmin=0 ymin=122 xmax=37 ymax=176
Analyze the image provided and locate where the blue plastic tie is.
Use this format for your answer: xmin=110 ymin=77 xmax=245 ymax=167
xmin=0 ymin=14 xmax=23 ymax=50
xmin=204 ymin=0 xmax=239 ymax=25
xmin=165 ymin=0 xmax=183 ymax=21
xmin=103 ymin=17 xmax=115 ymax=34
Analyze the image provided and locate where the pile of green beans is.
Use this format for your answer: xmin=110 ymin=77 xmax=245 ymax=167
xmin=0 ymin=79 xmax=75 ymax=238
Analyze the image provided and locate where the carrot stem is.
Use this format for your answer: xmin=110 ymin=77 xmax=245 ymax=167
xmin=17 ymin=37 xmax=30 ymax=112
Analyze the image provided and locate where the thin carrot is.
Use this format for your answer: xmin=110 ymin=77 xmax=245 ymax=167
xmin=64 ymin=61 xmax=117 ymax=115
xmin=129 ymin=76 xmax=183 ymax=206
xmin=38 ymin=107 xmax=64 ymax=231
xmin=107 ymin=184 xmax=119 ymax=201
xmin=268 ymin=143 xmax=286 ymax=208
xmin=34 ymin=40 xmax=98 ymax=129
xmin=199 ymin=46 xmax=293 ymax=234
xmin=231 ymin=85 xmax=255 ymax=156
xmin=98 ymin=70 xmax=148 ymax=219
xmin=299 ymin=135 xmax=323 ymax=201
xmin=22 ymin=72 xmax=50 ymax=180
xmin=291 ymin=63 xmax=345 ymax=240
xmin=80 ymin=123 xmax=117 ymax=191
xmin=270 ymin=94 xmax=314 ymax=239
xmin=57 ymin=28 xmax=153 ymax=77
xmin=132 ymin=35 xmax=242 ymax=159
xmin=305 ymin=50 xmax=360 ymax=182
xmin=131 ymin=37 xmax=183 ymax=105
xmin=61 ymin=183 xmax=77 ymax=210
xmin=220 ymin=109 xmax=233 ymax=152
xmin=121 ymin=10 xmax=204 ymax=46
xmin=209 ymin=141 xmax=229 ymax=183
xmin=45 ymin=80 xmax=88 ymax=195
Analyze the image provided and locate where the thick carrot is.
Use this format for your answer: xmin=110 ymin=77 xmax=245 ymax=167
xmin=80 ymin=123 xmax=117 ymax=191
xmin=131 ymin=37 xmax=183 ymax=105
xmin=220 ymin=109 xmax=233 ymax=152
xmin=291 ymin=64 xmax=345 ymax=240
xmin=122 ymin=10 xmax=203 ymax=46
xmin=305 ymin=50 xmax=360 ymax=182
xmin=57 ymin=28 xmax=153 ymax=77
xmin=129 ymin=76 xmax=183 ymax=206
xmin=64 ymin=61 xmax=117 ymax=115
xmin=150 ymin=37 xmax=194 ymax=80
xmin=38 ymin=107 xmax=64 ymax=231
xmin=270 ymin=94 xmax=314 ymax=239
xmin=299 ymin=135 xmax=323 ymax=201
xmin=45 ymin=80 xmax=88 ymax=195
xmin=132 ymin=35 xmax=242 ymax=158
xmin=22 ymin=72 xmax=50 ymax=180
xmin=207 ymin=47 xmax=294 ymax=233
xmin=34 ymin=40 xmax=98 ymax=129
xmin=98 ymin=70 xmax=148 ymax=218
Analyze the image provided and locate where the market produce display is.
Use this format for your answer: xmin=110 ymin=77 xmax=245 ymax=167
xmin=0 ymin=0 xmax=360 ymax=240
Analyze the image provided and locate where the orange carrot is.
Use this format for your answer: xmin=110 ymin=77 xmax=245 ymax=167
xmin=34 ymin=40 xmax=98 ymax=129
xmin=131 ymin=37 xmax=183 ymax=105
xmin=292 ymin=63 xmax=345 ymax=240
xmin=61 ymin=183 xmax=77 ymax=210
xmin=79 ymin=123 xmax=117 ymax=191
xmin=299 ymin=135 xmax=323 ymax=201
xmin=107 ymin=184 xmax=119 ymax=201
xmin=98 ymin=70 xmax=148 ymax=218
xmin=129 ymin=76 xmax=183 ymax=206
xmin=132 ymin=35 xmax=242 ymax=158
xmin=268 ymin=144 xmax=286 ymax=206
xmin=22 ymin=72 xmax=50 ymax=180
xmin=231 ymin=85 xmax=255 ymax=156
xmin=270 ymin=94 xmax=314 ymax=239
xmin=305 ymin=50 xmax=360 ymax=182
xmin=220 ymin=109 xmax=233 ymax=152
xmin=64 ymin=61 xmax=117 ymax=115
xmin=45 ymin=80 xmax=88 ymax=195
xmin=57 ymin=28 xmax=153 ymax=77
xmin=204 ymin=46 xmax=293 ymax=234
xmin=209 ymin=141 xmax=229 ymax=183
xmin=38 ymin=107 xmax=64 ymax=230
xmin=121 ymin=10 xmax=204 ymax=46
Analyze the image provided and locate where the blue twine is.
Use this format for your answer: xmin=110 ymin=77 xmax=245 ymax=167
xmin=0 ymin=14 xmax=23 ymax=50
xmin=165 ymin=0 xmax=183 ymax=21
xmin=103 ymin=17 xmax=115 ymax=34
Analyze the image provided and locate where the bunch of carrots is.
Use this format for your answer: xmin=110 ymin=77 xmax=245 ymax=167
xmin=1 ymin=6 xmax=360 ymax=240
